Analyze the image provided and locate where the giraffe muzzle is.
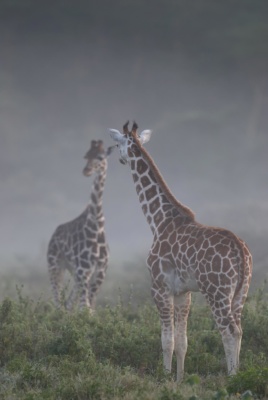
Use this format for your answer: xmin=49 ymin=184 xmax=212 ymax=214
xmin=83 ymin=167 xmax=92 ymax=176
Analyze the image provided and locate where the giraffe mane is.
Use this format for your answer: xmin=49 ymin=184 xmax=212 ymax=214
xmin=132 ymin=133 xmax=195 ymax=220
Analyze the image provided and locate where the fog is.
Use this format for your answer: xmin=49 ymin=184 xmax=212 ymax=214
xmin=0 ymin=2 xmax=267 ymax=285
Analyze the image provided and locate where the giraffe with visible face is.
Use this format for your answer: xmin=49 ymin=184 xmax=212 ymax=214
xmin=109 ymin=122 xmax=252 ymax=382
xmin=47 ymin=140 xmax=114 ymax=311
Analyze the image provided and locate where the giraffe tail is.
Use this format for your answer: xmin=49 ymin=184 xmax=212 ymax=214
xmin=233 ymin=237 xmax=253 ymax=309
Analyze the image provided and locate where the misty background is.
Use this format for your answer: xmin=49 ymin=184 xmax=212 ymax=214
xmin=0 ymin=1 xmax=268 ymax=296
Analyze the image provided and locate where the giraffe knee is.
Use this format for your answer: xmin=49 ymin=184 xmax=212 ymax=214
xmin=162 ymin=333 xmax=174 ymax=352
xmin=222 ymin=320 xmax=241 ymax=339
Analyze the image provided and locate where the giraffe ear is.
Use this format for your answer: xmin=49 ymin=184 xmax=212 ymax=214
xmin=108 ymin=129 xmax=126 ymax=144
xmin=139 ymin=129 xmax=152 ymax=144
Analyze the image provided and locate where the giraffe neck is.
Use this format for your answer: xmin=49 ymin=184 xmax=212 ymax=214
xmin=128 ymin=141 xmax=195 ymax=235
xmin=86 ymin=161 xmax=107 ymax=224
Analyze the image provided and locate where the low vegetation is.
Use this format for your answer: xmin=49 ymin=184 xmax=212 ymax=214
xmin=0 ymin=276 xmax=267 ymax=399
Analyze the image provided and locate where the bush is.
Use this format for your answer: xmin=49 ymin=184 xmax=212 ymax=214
xmin=227 ymin=367 xmax=268 ymax=398
xmin=0 ymin=288 xmax=267 ymax=399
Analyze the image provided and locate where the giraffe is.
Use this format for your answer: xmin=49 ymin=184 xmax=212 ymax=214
xmin=47 ymin=140 xmax=114 ymax=311
xmin=109 ymin=121 xmax=252 ymax=382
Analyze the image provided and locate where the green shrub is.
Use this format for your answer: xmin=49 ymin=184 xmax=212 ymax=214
xmin=227 ymin=367 xmax=268 ymax=398
xmin=159 ymin=386 xmax=184 ymax=400
xmin=0 ymin=288 xmax=267 ymax=399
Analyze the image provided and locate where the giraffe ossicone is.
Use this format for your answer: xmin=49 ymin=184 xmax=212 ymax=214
xmin=47 ymin=139 xmax=114 ymax=312
xmin=109 ymin=121 xmax=252 ymax=382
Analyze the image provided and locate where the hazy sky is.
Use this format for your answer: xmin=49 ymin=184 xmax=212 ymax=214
xmin=1 ymin=3 xmax=267 ymax=271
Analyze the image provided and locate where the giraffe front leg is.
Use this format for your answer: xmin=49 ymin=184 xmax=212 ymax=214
xmin=65 ymin=282 xmax=79 ymax=311
xmin=48 ymin=261 xmax=64 ymax=308
xmin=174 ymin=292 xmax=191 ymax=383
xmin=151 ymin=282 xmax=174 ymax=375
xmin=161 ymin=319 xmax=174 ymax=374
xmin=78 ymin=277 xmax=91 ymax=311
xmin=88 ymin=254 xmax=108 ymax=309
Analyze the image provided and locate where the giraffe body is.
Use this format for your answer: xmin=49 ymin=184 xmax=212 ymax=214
xmin=47 ymin=140 xmax=113 ymax=311
xmin=109 ymin=122 xmax=252 ymax=382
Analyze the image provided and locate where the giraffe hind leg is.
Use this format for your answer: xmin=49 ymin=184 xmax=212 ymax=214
xmin=231 ymin=285 xmax=250 ymax=369
xmin=221 ymin=319 xmax=241 ymax=375
xmin=205 ymin=293 xmax=241 ymax=375
xmin=217 ymin=308 xmax=242 ymax=374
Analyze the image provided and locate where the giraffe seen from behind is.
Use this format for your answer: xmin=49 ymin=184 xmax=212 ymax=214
xmin=47 ymin=140 xmax=114 ymax=311
xmin=109 ymin=122 xmax=252 ymax=382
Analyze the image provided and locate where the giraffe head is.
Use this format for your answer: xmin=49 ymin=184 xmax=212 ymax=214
xmin=83 ymin=140 xmax=115 ymax=176
xmin=109 ymin=121 xmax=152 ymax=165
